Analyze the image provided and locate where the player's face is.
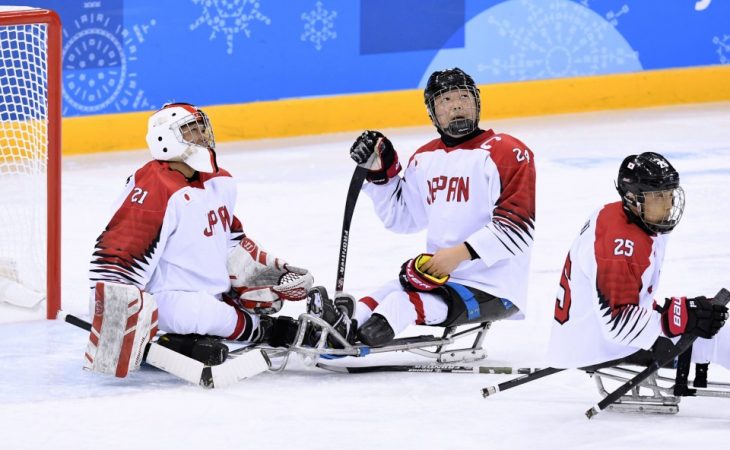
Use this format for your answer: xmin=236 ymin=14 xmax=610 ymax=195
xmin=432 ymin=88 xmax=478 ymax=133
xmin=180 ymin=119 xmax=211 ymax=147
xmin=642 ymin=190 xmax=674 ymax=224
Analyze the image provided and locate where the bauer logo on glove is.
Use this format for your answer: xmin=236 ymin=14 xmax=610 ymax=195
xmin=399 ymin=253 xmax=449 ymax=292
xmin=654 ymin=295 xmax=729 ymax=339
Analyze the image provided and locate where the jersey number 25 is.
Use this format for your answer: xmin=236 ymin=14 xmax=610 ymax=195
xmin=554 ymin=254 xmax=572 ymax=324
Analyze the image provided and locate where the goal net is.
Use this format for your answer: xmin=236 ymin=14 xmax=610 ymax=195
xmin=0 ymin=7 xmax=61 ymax=321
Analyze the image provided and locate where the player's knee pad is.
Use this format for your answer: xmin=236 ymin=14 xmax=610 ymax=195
xmin=357 ymin=314 xmax=395 ymax=347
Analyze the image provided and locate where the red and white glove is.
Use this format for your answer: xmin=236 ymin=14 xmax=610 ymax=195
xmin=226 ymin=237 xmax=313 ymax=314
xmin=654 ymin=296 xmax=728 ymax=339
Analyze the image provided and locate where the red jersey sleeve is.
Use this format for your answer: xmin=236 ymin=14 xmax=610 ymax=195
xmin=89 ymin=161 xmax=184 ymax=288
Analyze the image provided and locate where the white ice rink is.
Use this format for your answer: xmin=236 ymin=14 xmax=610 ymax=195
xmin=1 ymin=103 xmax=730 ymax=449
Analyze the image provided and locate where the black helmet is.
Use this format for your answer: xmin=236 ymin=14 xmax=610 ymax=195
xmin=616 ymin=152 xmax=685 ymax=234
xmin=424 ymin=68 xmax=480 ymax=137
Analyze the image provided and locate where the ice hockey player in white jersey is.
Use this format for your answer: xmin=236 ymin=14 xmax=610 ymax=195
xmin=309 ymin=68 xmax=536 ymax=347
xmin=85 ymin=102 xmax=312 ymax=377
xmin=547 ymin=152 xmax=728 ymax=370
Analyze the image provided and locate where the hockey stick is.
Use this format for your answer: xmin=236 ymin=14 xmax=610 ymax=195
xmin=59 ymin=311 xmax=269 ymax=388
xmin=585 ymin=287 xmax=730 ymax=419
xmin=335 ymin=165 xmax=368 ymax=295
xmin=481 ymin=367 xmax=564 ymax=398
xmin=318 ymin=362 xmax=542 ymax=375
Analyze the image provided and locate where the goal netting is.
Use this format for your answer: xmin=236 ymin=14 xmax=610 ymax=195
xmin=0 ymin=7 xmax=61 ymax=321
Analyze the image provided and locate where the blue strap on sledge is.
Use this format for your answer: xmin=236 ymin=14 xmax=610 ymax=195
xmin=445 ymin=282 xmax=481 ymax=321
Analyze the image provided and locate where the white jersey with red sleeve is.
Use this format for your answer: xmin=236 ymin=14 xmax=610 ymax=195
xmin=89 ymin=160 xmax=244 ymax=297
xmin=547 ymin=201 xmax=667 ymax=368
xmin=362 ymin=129 xmax=536 ymax=313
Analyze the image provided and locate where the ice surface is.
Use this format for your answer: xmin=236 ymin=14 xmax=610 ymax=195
xmin=1 ymin=103 xmax=729 ymax=449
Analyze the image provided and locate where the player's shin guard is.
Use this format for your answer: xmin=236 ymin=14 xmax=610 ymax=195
xmin=357 ymin=314 xmax=395 ymax=347
xmin=84 ymin=282 xmax=158 ymax=377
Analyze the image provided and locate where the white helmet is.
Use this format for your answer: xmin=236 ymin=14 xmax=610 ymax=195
xmin=145 ymin=102 xmax=218 ymax=173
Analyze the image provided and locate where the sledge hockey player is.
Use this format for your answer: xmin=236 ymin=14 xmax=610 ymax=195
xmin=309 ymin=68 xmax=536 ymax=348
xmin=85 ymin=102 xmax=312 ymax=377
xmin=547 ymin=152 xmax=729 ymax=372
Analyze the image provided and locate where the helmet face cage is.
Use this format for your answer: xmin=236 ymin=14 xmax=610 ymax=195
xmin=424 ymin=68 xmax=481 ymax=137
xmin=629 ymin=186 xmax=686 ymax=234
xmin=617 ymin=152 xmax=685 ymax=234
xmin=171 ymin=110 xmax=215 ymax=150
xmin=426 ymin=85 xmax=480 ymax=137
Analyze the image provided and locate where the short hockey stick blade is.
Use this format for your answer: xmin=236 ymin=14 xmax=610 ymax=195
xmin=145 ymin=342 xmax=207 ymax=385
xmin=208 ymin=349 xmax=271 ymax=388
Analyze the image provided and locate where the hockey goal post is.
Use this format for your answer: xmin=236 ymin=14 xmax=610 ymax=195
xmin=0 ymin=7 xmax=61 ymax=321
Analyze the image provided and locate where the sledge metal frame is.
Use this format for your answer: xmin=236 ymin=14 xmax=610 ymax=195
xmin=588 ymin=365 xmax=730 ymax=414
xmin=261 ymin=313 xmax=492 ymax=372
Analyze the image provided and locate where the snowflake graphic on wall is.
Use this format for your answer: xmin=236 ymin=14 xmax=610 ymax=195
xmin=62 ymin=12 xmax=156 ymax=114
xmin=714 ymin=35 xmax=730 ymax=63
xmin=577 ymin=1 xmax=629 ymax=27
xmin=604 ymin=4 xmax=629 ymax=27
xmin=301 ymin=1 xmax=337 ymax=50
xmin=477 ymin=0 xmax=640 ymax=80
xmin=190 ymin=0 xmax=271 ymax=55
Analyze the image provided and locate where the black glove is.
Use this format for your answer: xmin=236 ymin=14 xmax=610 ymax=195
xmin=655 ymin=296 xmax=728 ymax=339
xmin=349 ymin=130 xmax=401 ymax=184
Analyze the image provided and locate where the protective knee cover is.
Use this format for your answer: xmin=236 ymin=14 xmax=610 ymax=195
xmin=157 ymin=334 xmax=229 ymax=366
xmin=357 ymin=314 xmax=395 ymax=347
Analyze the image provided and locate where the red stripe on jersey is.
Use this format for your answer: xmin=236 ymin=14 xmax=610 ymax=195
xmin=594 ymin=202 xmax=653 ymax=313
xmin=231 ymin=215 xmax=244 ymax=234
xmin=226 ymin=309 xmax=247 ymax=340
xmin=489 ymin=134 xmax=536 ymax=233
xmin=258 ymin=251 xmax=268 ymax=265
xmin=407 ymin=291 xmax=426 ymax=324
xmin=359 ymin=296 xmax=379 ymax=311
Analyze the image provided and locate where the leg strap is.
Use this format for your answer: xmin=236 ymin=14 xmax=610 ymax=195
xmin=436 ymin=283 xmax=518 ymax=327
xmin=445 ymin=282 xmax=481 ymax=321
